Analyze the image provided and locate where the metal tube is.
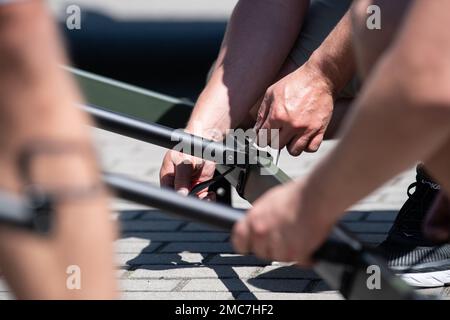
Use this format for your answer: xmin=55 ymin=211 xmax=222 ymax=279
xmin=104 ymin=173 xmax=243 ymax=230
xmin=85 ymin=105 xmax=248 ymax=166
xmin=103 ymin=172 xmax=419 ymax=300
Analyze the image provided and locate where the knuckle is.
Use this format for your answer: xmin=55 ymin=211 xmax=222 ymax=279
xmin=291 ymin=120 xmax=307 ymax=130
xmin=251 ymin=221 xmax=268 ymax=238
xmin=270 ymin=107 xmax=286 ymax=123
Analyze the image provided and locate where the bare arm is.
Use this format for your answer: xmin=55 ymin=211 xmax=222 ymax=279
xmin=0 ymin=2 xmax=117 ymax=299
xmin=306 ymin=10 xmax=356 ymax=98
xmin=161 ymin=0 xmax=309 ymax=195
xmin=305 ymin=0 xmax=450 ymax=222
xmin=232 ymin=0 xmax=450 ymax=265
xmin=255 ymin=9 xmax=356 ymax=155
xmin=187 ymin=0 xmax=309 ymax=137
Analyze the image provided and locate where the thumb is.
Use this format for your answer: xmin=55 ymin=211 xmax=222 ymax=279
xmin=174 ymin=160 xmax=196 ymax=196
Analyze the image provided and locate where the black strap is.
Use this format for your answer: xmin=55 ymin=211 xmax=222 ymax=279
xmin=189 ymin=167 xmax=235 ymax=196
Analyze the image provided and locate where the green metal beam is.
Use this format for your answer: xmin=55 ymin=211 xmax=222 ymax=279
xmin=67 ymin=66 xmax=193 ymax=128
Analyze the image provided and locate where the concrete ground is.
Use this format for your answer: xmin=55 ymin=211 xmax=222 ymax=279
xmin=0 ymin=129 xmax=449 ymax=300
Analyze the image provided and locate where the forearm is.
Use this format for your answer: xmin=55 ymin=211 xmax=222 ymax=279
xmin=306 ymin=65 xmax=450 ymax=221
xmin=188 ymin=0 xmax=308 ymax=137
xmin=306 ymin=9 xmax=355 ymax=97
xmin=300 ymin=0 xmax=450 ymax=221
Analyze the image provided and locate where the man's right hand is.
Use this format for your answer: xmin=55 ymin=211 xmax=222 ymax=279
xmin=254 ymin=61 xmax=335 ymax=156
xmin=160 ymin=150 xmax=216 ymax=199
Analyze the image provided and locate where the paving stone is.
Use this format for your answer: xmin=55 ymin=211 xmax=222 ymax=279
xmin=119 ymin=279 xmax=180 ymax=292
xmin=340 ymin=211 xmax=367 ymax=222
xmin=130 ymin=266 xmax=262 ymax=280
xmin=237 ymin=292 xmax=342 ymax=300
xmin=117 ymin=253 xmax=205 ymax=267
xmin=342 ymin=222 xmax=393 ymax=234
xmin=256 ymin=265 xmax=319 ymax=280
xmin=121 ymin=291 xmax=235 ymax=300
xmin=349 ymin=202 xmax=402 ymax=212
xmin=365 ymin=211 xmax=398 ymax=222
xmin=117 ymin=211 xmax=142 ymax=221
xmin=207 ymin=254 xmax=270 ymax=266
xmin=139 ymin=210 xmax=188 ymax=221
xmin=130 ymin=266 xmax=221 ymax=279
xmin=120 ymin=232 xmax=229 ymax=242
xmin=382 ymin=193 xmax=408 ymax=205
xmin=355 ymin=234 xmax=388 ymax=245
xmin=311 ymin=280 xmax=333 ymax=293
xmin=181 ymin=279 xmax=308 ymax=293
xmin=160 ymin=242 xmax=234 ymax=254
xmin=115 ymin=241 xmax=163 ymax=253
xmin=182 ymin=222 xmax=224 ymax=232
xmin=112 ymin=199 xmax=151 ymax=211
xmin=0 ymin=292 xmax=13 ymax=300
xmin=120 ymin=221 xmax=184 ymax=232
xmin=117 ymin=269 xmax=129 ymax=279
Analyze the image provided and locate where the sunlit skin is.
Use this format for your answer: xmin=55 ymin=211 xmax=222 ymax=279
xmin=160 ymin=0 xmax=354 ymax=196
xmin=255 ymin=11 xmax=355 ymax=156
xmin=232 ymin=0 xmax=450 ymax=264
xmin=0 ymin=2 xmax=117 ymax=299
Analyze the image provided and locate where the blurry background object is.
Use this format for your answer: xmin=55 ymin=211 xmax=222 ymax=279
xmin=47 ymin=0 xmax=238 ymax=100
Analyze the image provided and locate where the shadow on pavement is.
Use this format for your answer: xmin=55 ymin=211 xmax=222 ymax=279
xmin=118 ymin=209 xmax=398 ymax=299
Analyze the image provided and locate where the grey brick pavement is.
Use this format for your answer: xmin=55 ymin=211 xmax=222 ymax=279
xmin=96 ymin=129 xmax=448 ymax=300
xmin=0 ymin=129 xmax=448 ymax=300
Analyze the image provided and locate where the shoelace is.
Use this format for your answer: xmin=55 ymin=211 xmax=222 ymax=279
xmin=398 ymin=182 xmax=432 ymax=235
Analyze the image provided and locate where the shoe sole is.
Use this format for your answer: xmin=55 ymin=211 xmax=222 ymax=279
xmin=399 ymin=270 xmax=450 ymax=288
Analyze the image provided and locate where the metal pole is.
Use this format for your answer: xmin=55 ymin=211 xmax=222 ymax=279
xmin=104 ymin=173 xmax=243 ymax=230
xmin=85 ymin=105 xmax=248 ymax=166
xmin=103 ymin=172 xmax=420 ymax=300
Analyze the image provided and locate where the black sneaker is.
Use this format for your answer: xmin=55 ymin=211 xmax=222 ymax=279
xmin=378 ymin=165 xmax=450 ymax=288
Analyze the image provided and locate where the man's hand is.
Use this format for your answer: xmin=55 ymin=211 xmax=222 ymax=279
xmin=160 ymin=150 xmax=216 ymax=199
xmin=231 ymin=180 xmax=337 ymax=266
xmin=254 ymin=62 xmax=335 ymax=156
